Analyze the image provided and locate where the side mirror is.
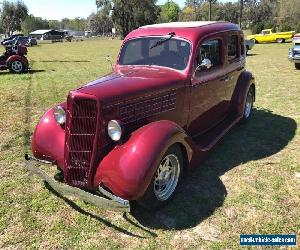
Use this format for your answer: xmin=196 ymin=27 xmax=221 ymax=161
xmin=105 ymin=55 xmax=113 ymax=70
xmin=197 ymin=58 xmax=212 ymax=71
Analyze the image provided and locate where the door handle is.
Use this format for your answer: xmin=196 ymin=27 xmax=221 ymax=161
xmin=220 ymin=75 xmax=232 ymax=82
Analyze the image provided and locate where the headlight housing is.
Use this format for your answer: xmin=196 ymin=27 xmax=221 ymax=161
xmin=108 ymin=120 xmax=122 ymax=141
xmin=53 ymin=106 xmax=66 ymax=125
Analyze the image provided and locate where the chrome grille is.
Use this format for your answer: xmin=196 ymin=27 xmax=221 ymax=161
xmin=65 ymin=95 xmax=97 ymax=187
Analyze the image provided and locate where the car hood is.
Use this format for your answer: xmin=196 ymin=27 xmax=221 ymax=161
xmin=75 ymin=67 xmax=188 ymax=103
xmin=293 ymin=45 xmax=300 ymax=51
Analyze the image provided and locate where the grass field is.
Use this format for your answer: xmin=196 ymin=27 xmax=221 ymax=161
xmin=0 ymin=39 xmax=299 ymax=249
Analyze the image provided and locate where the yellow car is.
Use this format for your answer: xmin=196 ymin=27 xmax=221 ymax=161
xmin=247 ymin=29 xmax=295 ymax=43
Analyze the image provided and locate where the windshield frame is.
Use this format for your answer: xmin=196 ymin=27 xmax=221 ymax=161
xmin=117 ymin=36 xmax=193 ymax=72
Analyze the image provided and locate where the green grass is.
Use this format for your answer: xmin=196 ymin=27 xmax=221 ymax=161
xmin=0 ymin=39 xmax=299 ymax=249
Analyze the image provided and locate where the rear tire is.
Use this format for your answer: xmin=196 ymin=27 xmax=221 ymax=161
xmin=295 ymin=63 xmax=300 ymax=70
xmin=276 ymin=38 xmax=285 ymax=43
xmin=8 ymin=59 xmax=25 ymax=73
xmin=241 ymin=87 xmax=254 ymax=122
xmin=138 ymin=144 xmax=183 ymax=210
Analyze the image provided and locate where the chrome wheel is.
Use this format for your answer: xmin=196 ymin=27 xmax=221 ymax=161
xmin=153 ymin=154 xmax=180 ymax=201
xmin=276 ymin=38 xmax=284 ymax=43
xmin=11 ymin=60 xmax=23 ymax=73
xmin=244 ymin=90 xmax=253 ymax=119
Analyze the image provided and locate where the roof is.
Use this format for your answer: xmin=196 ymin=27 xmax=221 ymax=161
xmin=141 ymin=21 xmax=222 ymax=29
xmin=126 ymin=21 xmax=240 ymax=45
xmin=30 ymin=29 xmax=54 ymax=35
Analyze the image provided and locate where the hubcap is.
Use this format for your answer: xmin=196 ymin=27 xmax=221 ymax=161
xmin=153 ymin=154 xmax=180 ymax=201
xmin=11 ymin=61 xmax=23 ymax=72
xmin=244 ymin=91 xmax=253 ymax=118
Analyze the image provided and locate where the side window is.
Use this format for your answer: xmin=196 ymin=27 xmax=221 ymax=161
xmin=240 ymin=36 xmax=245 ymax=56
xmin=228 ymin=35 xmax=238 ymax=62
xmin=196 ymin=39 xmax=222 ymax=68
xmin=262 ymin=30 xmax=270 ymax=35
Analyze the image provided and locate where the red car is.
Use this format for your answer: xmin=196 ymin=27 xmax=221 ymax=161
xmin=25 ymin=21 xmax=255 ymax=211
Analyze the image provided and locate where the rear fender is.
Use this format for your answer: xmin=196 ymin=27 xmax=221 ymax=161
xmin=7 ymin=55 xmax=29 ymax=68
xmin=93 ymin=120 xmax=192 ymax=200
xmin=31 ymin=103 xmax=66 ymax=168
xmin=231 ymin=71 xmax=255 ymax=115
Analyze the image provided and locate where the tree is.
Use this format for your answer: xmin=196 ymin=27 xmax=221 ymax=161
xmin=159 ymin=1 xmax=180 ymax=22
xmin=97 ymin=0 xmax=159 ymax=38
xmin=87 ymin=10 xmax=113 ymax=35
xmin=179 ymin=6 xmax=195 ymax=21
xmin=0 ymin=0 xmax=28 ymax=36
xmin=205 ymin=0 xmax=218 ymax=21
xmin=217 ymin=2 xmax=240 ymax=24
xmin=21 ymin=15 xmax=49 ymax=34
xmin=184 ymin=0 xmax=204 ymax=20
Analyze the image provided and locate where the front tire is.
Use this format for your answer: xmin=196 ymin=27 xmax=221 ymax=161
xmin=8 ymin=60 xmax=25 ymax=73
xmin=295 ymin=63 xmax=300 ymax=70
xmin=276 ymin=38 xmax=285 ymax=43
xmin=138 ymin=144 xmax=183 ymax=210
xmin=241 ymin=87 xmax=254 ymax=122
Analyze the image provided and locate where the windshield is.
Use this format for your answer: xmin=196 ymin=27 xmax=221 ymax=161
xmin=119 ymin=37 xmax=191 ymax=70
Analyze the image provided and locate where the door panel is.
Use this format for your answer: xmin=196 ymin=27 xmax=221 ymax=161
xmin=187 ymin=37 xmax=228 ymax=136
xmin=188 ymin=70 xmax=228 ymax=136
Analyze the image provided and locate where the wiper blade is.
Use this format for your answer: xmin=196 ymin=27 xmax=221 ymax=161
xmin=150 ymin=32 xmax=176 ymax=49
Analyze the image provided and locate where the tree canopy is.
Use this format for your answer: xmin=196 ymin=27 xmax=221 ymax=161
xmin=0 ymin=1 xmax=28 ymax=36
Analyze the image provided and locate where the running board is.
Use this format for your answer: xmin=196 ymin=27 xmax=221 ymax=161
xmin=193 ymin=114 xmax=242 ymax=151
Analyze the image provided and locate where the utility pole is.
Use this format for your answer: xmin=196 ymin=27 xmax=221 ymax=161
xmin=193 ymin=0 xmax=197 ymax=21
xmin=208 ymin=0 xmax=212 ymax=21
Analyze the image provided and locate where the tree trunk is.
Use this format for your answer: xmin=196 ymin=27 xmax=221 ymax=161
xmin=209 ymin=1 xmax=212 ymax=21
xmin=239 ymin=0 xmax=244 ymax=28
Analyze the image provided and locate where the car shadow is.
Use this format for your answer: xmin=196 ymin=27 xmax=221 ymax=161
xmin=130 ymin=108 xmax=297 ymax=230
xmin=246 ymin=53 xmax=258 ymax=57
xmin=44 ymin=182 xmax=157 ymax=239
xmin=0 ymin=69 xmax=45 ymax=75
xmin=39 ymin=60 xmax=90 ymax=63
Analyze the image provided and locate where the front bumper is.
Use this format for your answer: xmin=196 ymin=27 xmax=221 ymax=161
xmin=24 ymin=154 xmax=130 ymax=212
xmin=288 ymin=55 xmax=300 ymax=63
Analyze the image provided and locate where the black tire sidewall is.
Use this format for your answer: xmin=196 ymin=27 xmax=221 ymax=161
xmin=137 ymin=144 xmax=183 ymax=210
xmin=295 ymin=63 xmax=300 ymax=70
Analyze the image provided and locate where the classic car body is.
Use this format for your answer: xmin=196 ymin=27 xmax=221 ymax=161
xmin=247 ymin=29 xmax=295 ymax=43
xmin=289 ymin=34 xmax=300 ymax=70
xmin=25 ymin=21 xmax=255 ymax=211
xmin=245 ymin=39 xmax=255 ymax=54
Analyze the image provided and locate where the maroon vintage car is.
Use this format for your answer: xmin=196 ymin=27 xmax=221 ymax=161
xmin=25 ymin=21 xmax=255 ymax=211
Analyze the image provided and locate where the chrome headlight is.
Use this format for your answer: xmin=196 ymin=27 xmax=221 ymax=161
xmin=108 ymin=120 xmax=122 ymax=141
xmin=53 ymin=106 xmax=66 ymax=125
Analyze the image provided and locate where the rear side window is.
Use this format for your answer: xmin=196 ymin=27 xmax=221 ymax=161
xmin=228 ymin=35 xmax=238 ymax=62
xmin=240 ymin=36 xmax=245 ymax=56
xmin=197 ymin=39 xmax=222 ymax=68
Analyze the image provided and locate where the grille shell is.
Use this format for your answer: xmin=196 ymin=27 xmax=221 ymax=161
xmin=64 ymin=93 xmax=98 ymax=187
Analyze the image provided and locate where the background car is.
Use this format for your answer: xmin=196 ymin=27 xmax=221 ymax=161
xmin=0 ymin=34 xmax=24 ymax=45
xmin=16 ymin=36 xmax=37 ymax=46
xmin=247 ymin=29 xmax=295 ymax=43
xmin=289 ymin=33 xmax=300 ymax=69
xmin=245 ymin=39 xmax=255 ymax=55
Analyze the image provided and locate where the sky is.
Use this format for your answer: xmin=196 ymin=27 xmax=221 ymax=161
xmin=21 ymin=0 xmax=238 ymax=21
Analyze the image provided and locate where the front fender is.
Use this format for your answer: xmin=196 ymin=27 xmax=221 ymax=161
xmin=231 ymin=70 xmax=255 ymax=116
xmin=93 ymin=120 xmax=192 ymax=200
xmin=31 ymin=103 xmax=66 ymax=168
